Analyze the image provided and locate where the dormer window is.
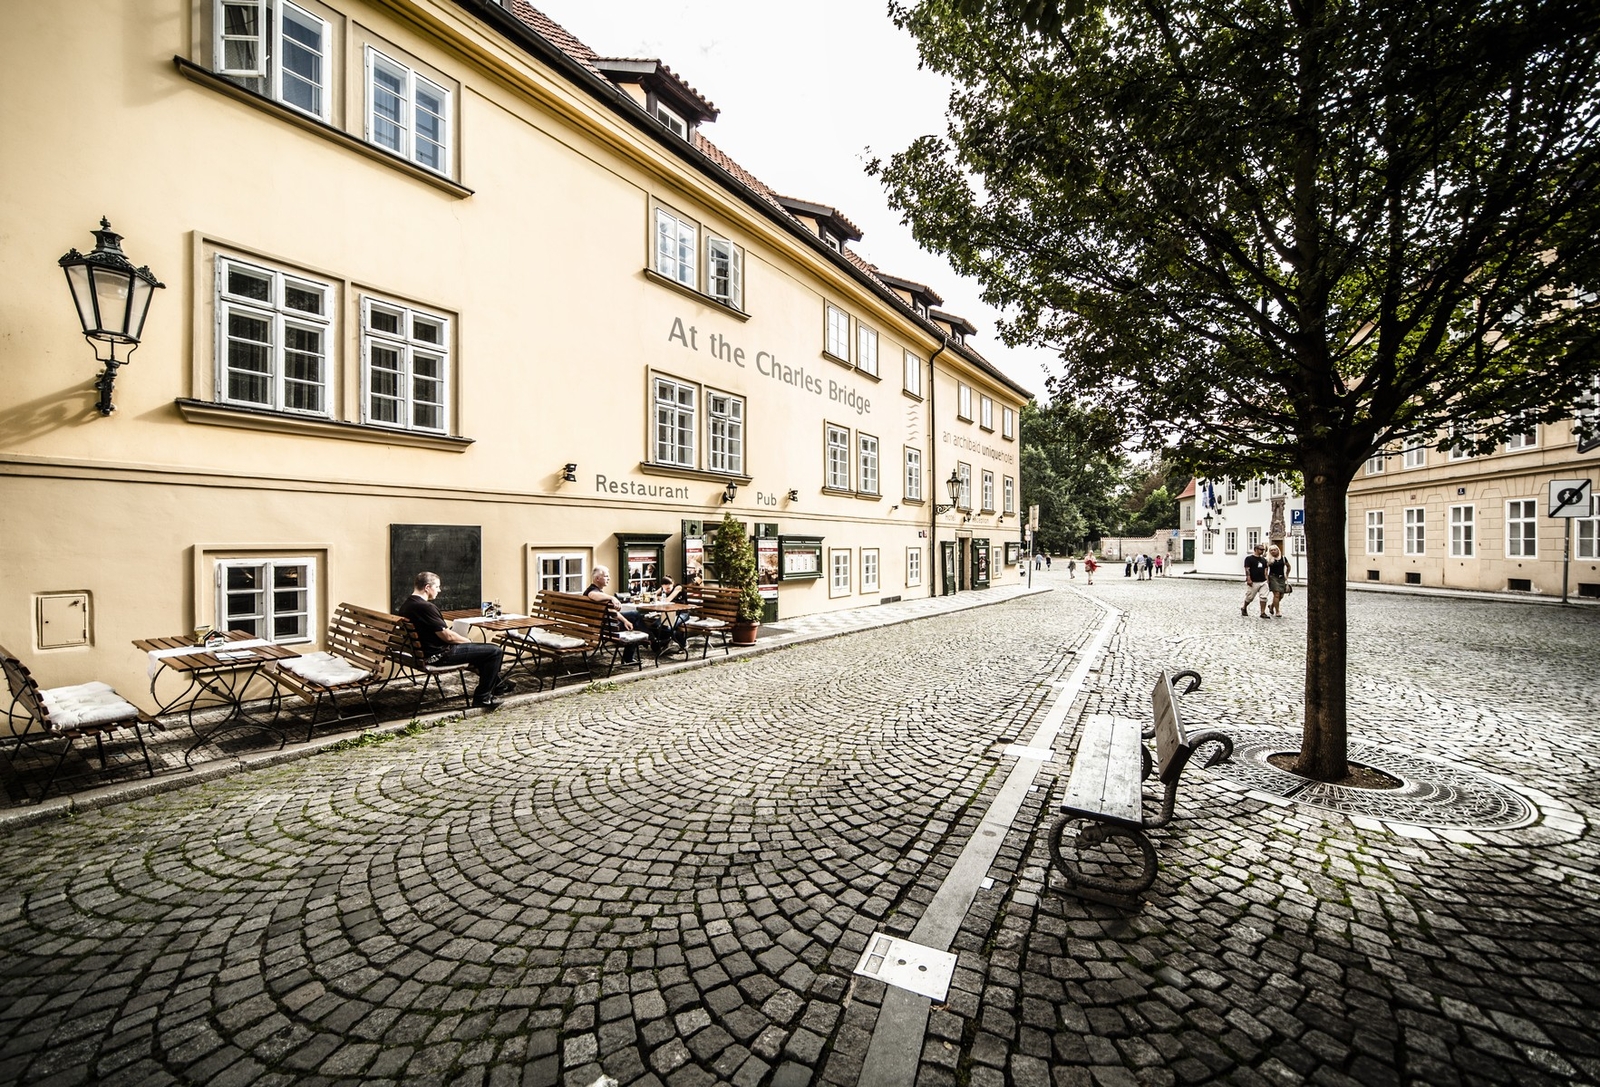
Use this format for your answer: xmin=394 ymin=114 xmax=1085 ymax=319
xmin=824 ymin=233 xmax=841 ymax=252
xmin=655 ymin=103 xmax=688 ymax=139
xmin=915 ymin=302 xmax=927 ymax=317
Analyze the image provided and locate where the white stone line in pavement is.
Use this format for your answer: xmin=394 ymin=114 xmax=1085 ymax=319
xmin=857 ymin=596 xmax=1122 ymax=1087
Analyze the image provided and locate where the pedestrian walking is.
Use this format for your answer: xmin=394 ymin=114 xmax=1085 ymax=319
xmin=1242 ymin=544 xmax=1270 ymax=617
xmin=1084 ymin=552 xmax=1097 ymax=584
xmin=1124 ymin=556 xmax=1133 ymax=577
xmin=1154 ymin=555 xmax=1163 ymax=576
xmin=1067 ymin=558 xmax=1075 ymax=579
xmin=1044 ymin=554 xmax=1051 ymax=570
xmin=1266 ymin=544 xmax=1292 ymax=617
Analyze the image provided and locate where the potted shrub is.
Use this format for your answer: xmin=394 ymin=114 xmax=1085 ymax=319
xmin=709 ymin=512 xmax=763 ymax=645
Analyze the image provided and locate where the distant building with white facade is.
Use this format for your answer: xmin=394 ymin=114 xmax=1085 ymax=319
xmin=1192 ymin=477 xmax=1305 ymax=578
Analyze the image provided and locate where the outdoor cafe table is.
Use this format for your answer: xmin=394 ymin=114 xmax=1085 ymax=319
xmin=634 ymin=601 xmax=699 ymax=661
xmin=439 ymin=610 xmax=557 ymax=686
xmin=132 ymin=631 xmax=299 ymax=762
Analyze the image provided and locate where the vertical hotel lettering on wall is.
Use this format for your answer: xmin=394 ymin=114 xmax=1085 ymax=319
xmin=666 ymin=318 xmax=871 ymax=416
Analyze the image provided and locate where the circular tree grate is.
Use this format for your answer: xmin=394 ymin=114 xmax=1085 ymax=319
xmin=1207 ymin=727 xmax=1538 ymax=830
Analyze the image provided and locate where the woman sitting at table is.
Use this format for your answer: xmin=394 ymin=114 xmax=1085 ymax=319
xmin=657 ymin=575 xmax=682 ymax=603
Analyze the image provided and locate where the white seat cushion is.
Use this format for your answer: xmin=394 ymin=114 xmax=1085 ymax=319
xmin=610 ymin=630 xmax=649 ymax=645
xmin=281 ymin=652 xmax=373 ymax=688
xmin=40 ymin=681 xmax=141 ymax=731
xmin=685 ymin=617 xmax=728 ymax=630
xmin=512 ymin=629 xmax=587 ymax=651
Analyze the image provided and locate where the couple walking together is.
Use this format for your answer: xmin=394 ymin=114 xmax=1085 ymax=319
xmin=1242 ymin=543 xmax=1292 ymax=617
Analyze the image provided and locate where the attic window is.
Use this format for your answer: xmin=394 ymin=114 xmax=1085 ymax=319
xmin=914 ymin=301 xmax=927 ymax=317
xmin=655 ymin=104 xmax=688 ymax=138
xmin=823 ymin=233 xmax=841 ymax=252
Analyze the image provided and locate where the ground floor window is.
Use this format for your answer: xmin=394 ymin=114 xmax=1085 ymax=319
xmin=537 ymin=552 xmax=586 ymax=594
xmin=1507 ymin=498 xmax=1537 ymax=557
xmin=1246 ymin=527 xmax=1261 ymax=552
xmin=1450 ymin=505 xmax=1475 ymax=557
xmin=861 ymin=548 xmax=879 ymax=593
xmin=906 ymin=547 xmax=922 ymax=587
xmin=214 ymin=556 xmax=315 ymax=643
xmin=1366 ymin=510 xmax=1384 ymax=554
xmin=1578 ymin=515 xmax=1599 ymax=559
xmin=1224 ymin=529 xmax=1237 ymax=554
xmin=1201 ymin=531 xmax=1213 ymax=554
xmin=1404 ymin=507 xmax=1425 ymax=555
xmin=830 ymin=548 xmax=852 ymax=596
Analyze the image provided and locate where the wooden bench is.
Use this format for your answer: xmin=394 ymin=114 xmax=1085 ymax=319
xmin=274 ymin=603 xmax=398 ymax=740
xmin=497 ymin=591 xmax=607 ymax=684
xmin=1048 ymin=669 xmax=1232 ymax=908
xmin=2 ymin=644 xmax=158 ymax=802
xmin=681 ymin=585 xmax=739 ymax=659
xmin=386 ymin=621 xmax=475 ymax=716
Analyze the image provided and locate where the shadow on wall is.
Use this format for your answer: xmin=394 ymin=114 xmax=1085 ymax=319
xmin=0 ymin=379 xmax=114 ymax=443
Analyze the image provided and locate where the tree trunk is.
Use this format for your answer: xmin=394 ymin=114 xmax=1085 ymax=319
xmin=1294 ymin=465 xmax=1351 ymax=780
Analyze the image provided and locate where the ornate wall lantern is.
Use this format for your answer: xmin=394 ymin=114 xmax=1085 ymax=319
xmin=59 ymin=218 xmax=164 ymax=415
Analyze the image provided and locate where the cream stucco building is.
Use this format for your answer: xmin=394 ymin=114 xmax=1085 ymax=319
xmin=0 ymin=0 xmax=1030 ymax=701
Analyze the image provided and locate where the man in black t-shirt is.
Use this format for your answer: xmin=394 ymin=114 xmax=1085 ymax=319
xmin=397 ymin=571 xmax=507 ymax=710
xmin=1242 ymin=544 xmax=1270 ymax=617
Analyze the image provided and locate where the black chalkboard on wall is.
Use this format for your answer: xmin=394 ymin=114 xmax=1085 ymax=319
xmin=390 ymin=524 xmax=482 ymax=613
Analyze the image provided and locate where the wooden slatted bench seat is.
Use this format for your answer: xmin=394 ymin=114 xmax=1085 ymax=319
xmin=386 ymin=621 xmax=475 ymax=716
xmin=275 ymin=603 xmax=398 ymax=740
xmin=1048 ymin=669 xmax=1232 ymax=908
xmin=498 ymin=592 xmax=606 ymax=685
xmin=682 ymin=585 xmax=739 ymax=659
xmin=2 ymin=644 xmax=159 ymax=802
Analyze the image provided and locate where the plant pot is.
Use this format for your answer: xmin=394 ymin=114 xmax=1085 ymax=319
xmin=731 ymin=619 xmax=760 ymax=646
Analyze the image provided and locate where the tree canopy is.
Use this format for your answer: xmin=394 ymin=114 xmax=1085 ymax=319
xmin=878 ymin=0 xmax=1600 ymax=778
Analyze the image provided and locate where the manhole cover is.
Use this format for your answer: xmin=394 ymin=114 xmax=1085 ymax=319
xmin=1207 ymin=727 xmax=1538 ymax=830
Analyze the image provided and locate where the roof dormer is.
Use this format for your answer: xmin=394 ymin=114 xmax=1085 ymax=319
xmin=592 ymin=58 xmax=718 ymax=141
xmin=875 ymin=272 xmax=944 ymax=317
xmin=929 ymin=307 xmax=978 ymax=345
xmin=773 ymin=195 xmax=863 ymax=253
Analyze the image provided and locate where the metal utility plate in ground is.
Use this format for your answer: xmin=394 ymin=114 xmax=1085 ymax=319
xmin=854 ymin=934 xmax=957 ymax=1001
xmin=1000 ymin=744 xmax=1055 ymax=761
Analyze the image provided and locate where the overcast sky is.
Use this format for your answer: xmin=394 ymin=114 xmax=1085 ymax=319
xmin=532 ymin=0 xmax=1059 ymax=401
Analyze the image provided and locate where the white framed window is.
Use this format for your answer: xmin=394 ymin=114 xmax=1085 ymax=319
xmin=826 ymin=424 xmax=851 ymax=490
xmin=1506 ymin=426 xmax=1538 ymax=451
xmin=830 ymin=548 xmax=851 ymax=597
xmin=906 ymin=546 xmax=922 ymax=587
xmin=705 ymin=235 xmax=743 ymax=309
xmin=1404 ymin=508 xmax=1425 ymax=555
xmin=904 ymin=447 xmax=923 ymax=501
xmin=1449 ymin=429 xmax=1471 ymax=460
xmin=1507 ymin=499 xmax=1537 ymax=557
xmin=1002 ymin=407 xmax=1015 ymax=440
xmin=1578 ymin=513 xmax=1600 ymax=560
xmin=214 ymin=556 xmax=314 ymax=644
xmin=366 ymin=47 xmax=451 ymax=174
xmin=980 ymin=396 xmax=994 ymax=430
xmin=362 ymin=298 xmax=450 ymax=433
xmin=653 ymin=375 xmax=696 ymax=467
xmin=1450 ymin=504 xmax=1475 ymax=557
xmin=1223 ymin=481 xmax=1238 ymax=504
xmin=856 ymin=326 xmax=879 ymax=377
xmin=1246 ymin=527 xmax=1262 ymax=551
xmin=957 ymin=383 xmax=973 ymax=421
xmin=981 ymin=470 xmax=995 ymax=512
xmin=1403 ymin=441 xmax=1427 ymax=469
xmin=1224 ymin=528 xmax=1238 ymax=554
xmin=655 ymin=103 xmax=687 ymax=138
xmin=825 ymin=304 xmax=850 ymax=361
xmin=654 ymin=206 xmax=697 ymax=288
xmin=957 ymin=462 xmax=972 ymax=509
xmin=215 ymin=1 xmax=331 ymax=121
xmin=1247 ymin=479 xmax=1262 ymax=501
xmin=861 ymin=549 xmax=879 ymax=593
xmin=858 ymin=433 xmax=880 ymax=495
xmin=1003 ymin=476 xmax=1015 ymax=515
xmin=903 ymin=350 xmax=922 ymax=397
xmin=1202 ymin=530 xmax=1214 ymax=554
xmin=707 ymin=391 xmax=745 ymax=474
xmin=216 ymin=256 xmax=332 ymax=415
xmin=1365 ymin=454 xmax=1386 ymax=475
xmin=1366 ymin=510 xmax=1384 ymax=554
xmin=537 ymin=552 xmax=586 ymax=594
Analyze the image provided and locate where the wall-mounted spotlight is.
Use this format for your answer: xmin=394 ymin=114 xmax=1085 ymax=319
xmin=786 ymin=489 xmax=799 ymax=502
xmin=561 ymin=463 xmax=577 ymax=483
xmin=722 ymin=481 xmax=738 ymax=503
xmin=888 ymin=505 xmax=899 ymax=513
xmin=59 ymin=218 xmax=164 ymax=416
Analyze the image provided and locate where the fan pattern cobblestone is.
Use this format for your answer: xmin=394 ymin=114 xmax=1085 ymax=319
xmin=1 ymin=574 xmax=1597 ymax=1087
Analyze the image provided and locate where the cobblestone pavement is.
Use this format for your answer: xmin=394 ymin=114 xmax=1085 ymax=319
xmin=1 ymin=574 xmax=1597 ymax=1086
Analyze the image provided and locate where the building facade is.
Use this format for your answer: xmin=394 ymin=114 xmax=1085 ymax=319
xmin=0 ymin=0 xmax=1030 ymax=700
xmin=1344 ymin=421 xmax=1599 ymax=597
xmin=1192 ymin=477 xmax=1306 ymax=578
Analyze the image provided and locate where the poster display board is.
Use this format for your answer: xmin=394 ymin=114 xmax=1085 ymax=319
xmin=756 ymin=537 xmax=779 ymax=600
xmin=615 ymin=532 xmax=671 ymax=597
xmin=681 ymin=518 xmax=705 ymax=583
xmin=1004 ymin=541 xmax=1021 ymax=565
xmin=778 ymin=536 xmax=824 ymax=580
xmin=972 ymin=537 xmax=991 ymax=588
